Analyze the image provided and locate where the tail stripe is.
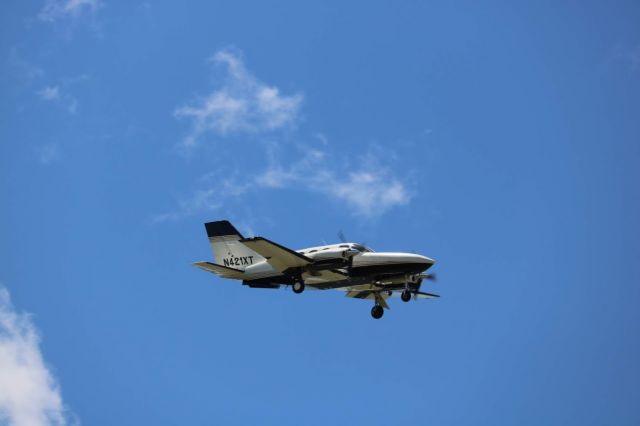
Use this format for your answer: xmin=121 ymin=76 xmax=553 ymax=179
xmin=205 ymin=221 xmax=243 ymax=238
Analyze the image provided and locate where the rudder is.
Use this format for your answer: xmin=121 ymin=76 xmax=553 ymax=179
xmin=204 ymin=220 xmax=263 ymax=270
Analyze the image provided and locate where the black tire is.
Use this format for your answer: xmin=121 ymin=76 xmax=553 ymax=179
xmin=371 ymin=305 xmax=384 ymax=319
xmin=401 ymin=290 xmax=412 ymax=302
xmin=292 ymin=280 xmax=305 ymax=294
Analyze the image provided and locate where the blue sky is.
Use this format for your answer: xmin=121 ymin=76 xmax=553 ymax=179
xmin=1 ymin=1 xmax=639 ymax=425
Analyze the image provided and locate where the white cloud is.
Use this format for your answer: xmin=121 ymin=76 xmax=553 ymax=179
xmin=157 ymin=143 xmax=411 ymax=222
xmin=174 ymin=49 xmax=303 ymax=147
xmin=256 ymin=147 xmax=411 ymax=217
xmin=327 ymin=172 xmax=410 ymax=216
xmin=0 ymin=286 xmax=72 ymax=426
xmin=38 ymin=0 xmax=101 ymax=22
xmin=38 ymin=86 xmax=60 ymax=101
xmin=163 ymin=50 xmax=413 ymax=221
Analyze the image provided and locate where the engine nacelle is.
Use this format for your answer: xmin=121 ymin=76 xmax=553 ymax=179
xmin=305 ymin=247 xmax=359 ymax=261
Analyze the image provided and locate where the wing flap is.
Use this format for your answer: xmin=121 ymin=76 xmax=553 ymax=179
xmin=240 ymin=237 xmax=312 ymax=272
xmin=193 ymin=261 xmax=245 ymax=279
xmin=344 ymin=290 xmax=390 ymax=308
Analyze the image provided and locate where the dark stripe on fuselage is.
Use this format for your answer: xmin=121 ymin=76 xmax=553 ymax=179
xmin=348 ymin=261 xmax=433 ymax=278
xmin=243 ymin=261 xmax=433 ymax=288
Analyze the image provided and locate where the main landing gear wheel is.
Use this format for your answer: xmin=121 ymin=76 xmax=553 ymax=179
xmin=401 ymin=290 xmax=412 ymax=302
xmin=371 ymin=305 xmax=384 ymax=319
xmin=292 ymin=280 xmax=305 ymax=294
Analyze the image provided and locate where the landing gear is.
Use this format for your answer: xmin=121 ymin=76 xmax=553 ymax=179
xmin=371 ymin=305 xmax=384 ymax=319
xmin=292 ymin=280 xmax=305 ymax=294
xmin=401 ymin=290 xmax=412 ymax=302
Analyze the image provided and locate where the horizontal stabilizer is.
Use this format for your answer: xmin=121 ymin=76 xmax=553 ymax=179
xmin=240 ymin=237 xmax=312 ymax=272
xmin=193 ymin=261 xmax=245 ymax=279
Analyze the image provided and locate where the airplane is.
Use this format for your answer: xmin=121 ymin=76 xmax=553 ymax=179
xmin=193 ymin=220 xmax=438 ymax=319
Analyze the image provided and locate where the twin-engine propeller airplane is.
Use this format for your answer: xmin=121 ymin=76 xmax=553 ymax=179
xmin=193 ymin=220 xmax=439 ymax=319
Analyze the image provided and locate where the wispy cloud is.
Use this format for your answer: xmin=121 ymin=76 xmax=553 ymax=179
xmin=36 ymin=143 xmax=61 ymax=165
xmin=152 ymin=171 xmax=250 ymax=223
xmin=174 ymin=49 xmax=303 ymax=148
xmin=156 ymin=142 xmax=411 ymax=221
xmin=0 ymin=286 xmax=73 ymax=426
xmin=255 ymin=145 xmax=411 ymax=217
xmin=38 ymin=0 xmax=101 ymax=22
xmin=37 ymin=85 xmax=78 ymax=114
xmin=6 ymin=49 xmax=44 ymax=82
xmin=164 ymin=50 xmax=414 ymax=221
xmin=38 ymin=86 xmax=60 ymax=101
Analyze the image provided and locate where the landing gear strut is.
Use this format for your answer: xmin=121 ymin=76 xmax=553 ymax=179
xmin=292 ymin=280 xmax=305 ymax=294
xmin=371 ymin=305 xmax=384 ymax=319
xmin=401 ymin=290 xmax=412 ymax=302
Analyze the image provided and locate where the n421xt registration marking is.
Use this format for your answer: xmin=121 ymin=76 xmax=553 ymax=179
xmin=222 ymin=256 xmax=254 ymax=267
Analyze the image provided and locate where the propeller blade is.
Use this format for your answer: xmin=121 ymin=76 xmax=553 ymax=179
xmin=409 ymin=277 xmax=420 ymax=301
xmin=337 ymin=230 xmax=347 ymax=243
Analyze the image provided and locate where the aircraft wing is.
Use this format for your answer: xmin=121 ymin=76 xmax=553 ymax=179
xmin=302 ymin=269 xmax=348 ymax=286
xmin=192 ymin=261 xmax=245 ymax=279
xmin=344 ymin=289 xmax=439 ymax=306
xmin=240 ymin=237 xmax=312 ymax=272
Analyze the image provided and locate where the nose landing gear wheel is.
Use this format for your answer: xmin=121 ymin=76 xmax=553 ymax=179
xmin=401 ymin=290 xmax=412 ymax=302
xmin=371 ymin=305 xmax=384 ymax=319
xmin=292 ymin=280 xmax=305 ymax=294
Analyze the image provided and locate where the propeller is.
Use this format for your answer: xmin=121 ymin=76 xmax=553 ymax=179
xmin=337 ymin=230 xmax=367 ymax=247
xmin=412 ymin=273 xmax=437 ymax=300
xmin=423 ymin=273 xmax=437 ymax=282
xmin=336 ymin=230 xmax=360 ymax=269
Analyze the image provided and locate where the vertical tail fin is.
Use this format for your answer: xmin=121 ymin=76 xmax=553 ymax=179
xmin=205 ymin=220 xmax=263 ymax=270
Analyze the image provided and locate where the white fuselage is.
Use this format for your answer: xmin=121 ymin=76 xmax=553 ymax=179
xmin=241 ymin=242 xmax=433 ymax=282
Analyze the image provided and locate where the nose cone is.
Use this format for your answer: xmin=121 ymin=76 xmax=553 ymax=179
xmin=404 ymin=253 xmax=433 ymax=263
xmin=413 ymin=254 xmax=435 ymax=269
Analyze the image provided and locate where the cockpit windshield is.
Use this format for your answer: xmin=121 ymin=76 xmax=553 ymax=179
xmin=352 ymin=244 xmax=373 ymax=253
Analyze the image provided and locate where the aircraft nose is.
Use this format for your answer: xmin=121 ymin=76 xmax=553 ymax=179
xmin=410 ymin=254 xmax=435 ymax=266
xmin=420 ymin=256 xmax=435 ymax=272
